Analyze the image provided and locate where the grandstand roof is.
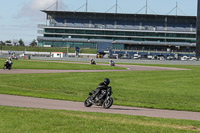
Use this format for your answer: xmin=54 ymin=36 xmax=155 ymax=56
xmin=41 ymin=10 xmax=196 ymax=24
xmin=41 ymin=10 xmax=196 ymax=19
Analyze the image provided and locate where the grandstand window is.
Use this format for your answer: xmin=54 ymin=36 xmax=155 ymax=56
xmin=75 ymin=30 xmax=85 ymax=34
xmin=112 ymin=44 xmax=124 ymax=50
xmin=116 ymin=31 xmax=125 ymax=35
xmin=62 ymin=35 xmax=68 ymax=38
xmin=134 ymin=38 xmax=143 ymax=41
xmin=73 ymin=36 xmax=83 ymax=39
xmin=167 ymin=34 xmax=176 ymax=37
xmin=54 ymin=42 xmax=64 ymax=47
xmin=65 ymin=42 xmax=73 ymax=47
xmin=105 ymin=37 xmax=112 ymax=40
xmin=95 ymin=37 xmax=104 ymax=39
xmin=155 ymin=33 xmax=164 ymax=37
xmin=95 ymin=31 xmax=104 ymax=35
xmin=44 ymin=41 xmax=53 ymax=45
xmin=137 ymin=32 xmax=145 ymax=36
xmin=126 ymin=32 xmax=134 ymax=36
xmin=45 ymin=29 xmax=55 ymax=33
xmin=66 ymin=29 xmax=75 ymax=33
xmin=44 ymin=35 xmax=54 ymax=37
xmin=55 ymin=35 xmax=62 ymax=37
xmin=55 ymin=29 xmax=65 ymax=33
xmin=85 ymin=30 xmax=94 ymax=34
xmin=105 ymin=31 xmax=115 ymax=35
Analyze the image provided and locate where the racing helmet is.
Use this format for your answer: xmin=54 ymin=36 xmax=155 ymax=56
xmin=104 ymin=78 xmax=110 ymax=85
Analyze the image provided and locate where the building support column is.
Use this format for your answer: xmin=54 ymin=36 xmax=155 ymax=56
xmin=196 ymin=0 xmax=200 ymax=59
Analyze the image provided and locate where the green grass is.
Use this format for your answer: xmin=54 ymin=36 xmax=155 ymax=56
xmin=0 ymin=106 xmax=200 ymax=133
xmin=0 ymin=45 xmax=96 ymax=53
xmin=0 ymin=59 xmax=125 ymax=70
xmin=0 ymin=59 xmax=200 ymax=112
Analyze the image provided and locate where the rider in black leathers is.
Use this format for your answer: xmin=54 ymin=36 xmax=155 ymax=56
xmin=109 ymin=60 xmax=115 ymax=66
xmin=92 ymin=78 xmax=110 ymax=101
xmin=4 ymin=58 xmax=13 ymax=69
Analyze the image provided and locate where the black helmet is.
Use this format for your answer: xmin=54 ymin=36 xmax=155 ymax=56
xmin=104 ymin=78 xmax=110 ymax=85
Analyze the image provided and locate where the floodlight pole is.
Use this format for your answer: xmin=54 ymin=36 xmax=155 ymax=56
xmin=116 ymin=0 xmax=118 ymax=13
xmin=196 ymin=0 xmax=200 ymax=59
xmin=145 ymin=0 xmax=148 ymax=14
xmin=56 ymin=0 xmax=58 ymax=11
xmin=105 ymin=0 xmax=120 ymax=13
xmin=86 ymin=0 xmax=88 ymax=12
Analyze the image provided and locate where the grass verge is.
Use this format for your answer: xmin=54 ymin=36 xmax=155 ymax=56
xmin=0 ymin=59 xmax=200 ymax=111
xmin=0 ymin=106 xmax=200 ymax=133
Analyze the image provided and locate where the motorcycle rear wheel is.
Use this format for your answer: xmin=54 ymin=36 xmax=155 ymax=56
xmin=103 ymin=97 xmax=113 ymax=109
xmin=84 ymin=96 xmax=93 ymax=107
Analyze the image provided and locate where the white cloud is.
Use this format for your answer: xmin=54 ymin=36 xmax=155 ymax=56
xmin=30 ymin=0 xmax=56 ymax=10
xmin=17 ymin=0 xmax=67 ymax=21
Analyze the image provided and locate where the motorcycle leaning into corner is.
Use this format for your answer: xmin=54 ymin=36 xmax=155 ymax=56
xmin=109 ymin=60 xmax=115 ymax=66
xmin=3 ymin=60 xmax=13 ymax=70
xmin=84 ymin=86 xmax=113 ymax=109
xmin=90 ymin=58 xmax=96 ymax=65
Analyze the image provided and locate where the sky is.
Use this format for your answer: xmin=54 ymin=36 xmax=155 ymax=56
xmin=0 ymin=0 xmax=198 ymax=45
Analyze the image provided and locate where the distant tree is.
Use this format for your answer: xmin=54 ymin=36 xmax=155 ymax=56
xmin=0 ymin=41 xmax=5 ymax=45
xmin=29 ymin=39 xmax=37 ymax=47
xmin=18 ymin=39 xmax=25 ymax=46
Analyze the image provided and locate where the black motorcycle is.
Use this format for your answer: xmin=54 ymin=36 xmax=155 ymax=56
xmin=110 ymin=61 xmax=115 ymax=66
xmin=90 ymin=60 xmax=96 ymax=65
xmin=3 ymin=62 xmax=12 ymax=70
xmin=84 ymin=87 xmax=113 ymax=109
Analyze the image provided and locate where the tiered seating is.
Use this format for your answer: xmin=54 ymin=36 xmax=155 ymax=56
xmin=52 ymin=17 xmax=195 ymax=32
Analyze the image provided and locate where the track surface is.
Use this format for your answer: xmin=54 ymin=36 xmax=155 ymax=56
xmin=0 ymin=62 xmax=195 ymax=121
xmin=0 ymin=62 xmax=187 ymax=74
xmin=0 ymin=94 xmax=200 ymax=121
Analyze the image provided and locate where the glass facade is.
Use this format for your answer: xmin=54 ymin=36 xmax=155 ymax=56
xmin=38 ymin=41 xmax=96 ymax=48
xmin=44 ymin=28 xmax=195 ymax=43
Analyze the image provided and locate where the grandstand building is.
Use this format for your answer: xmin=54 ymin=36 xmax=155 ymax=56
xmin=37 ymin=10 xmax=196 ymax=57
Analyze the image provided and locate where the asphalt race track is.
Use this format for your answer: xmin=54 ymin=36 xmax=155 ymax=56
xmin=0 ymin=62 xmax=188 ymax=74
xmin=0 ymin=94 xmax=200 ymax=121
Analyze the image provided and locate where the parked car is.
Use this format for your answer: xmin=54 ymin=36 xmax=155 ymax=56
xmin=181 ymin=56 xmax=190 ymax=61
xmin=189 ymin=57 xmax=197 ymax=61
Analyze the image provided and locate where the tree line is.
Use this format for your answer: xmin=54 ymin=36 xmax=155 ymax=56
xmin=0 ymin=39 xmax=37 ymax=47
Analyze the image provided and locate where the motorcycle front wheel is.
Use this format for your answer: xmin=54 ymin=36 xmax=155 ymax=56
xmin=103 ymin=97 xmax=113 ymax=109
xmin=84 ymin=96 xmax=93 ymax=107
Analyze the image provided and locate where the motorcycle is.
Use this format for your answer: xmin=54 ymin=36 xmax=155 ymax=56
xmin=3 ymin=62 xmax=13 ymax=70
xmin=84 ymin=87 xmax=113 ymax=109
xmin=90 ymin=60 xmax=96 ymax=65
xmin=90 ymin=58 xmax=96 ymax=65
xmin=109 ymin=60 xmax=115 ymax=66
